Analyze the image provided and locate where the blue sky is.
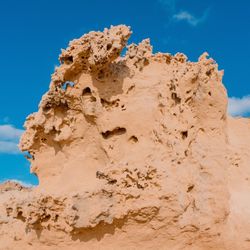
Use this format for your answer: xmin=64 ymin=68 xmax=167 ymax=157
xmin=0 ymin=0 xmax=250 ymax=185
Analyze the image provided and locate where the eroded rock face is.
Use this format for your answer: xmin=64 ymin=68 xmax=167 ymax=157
xmin=1 ymin=25 xmax=250 ymax=250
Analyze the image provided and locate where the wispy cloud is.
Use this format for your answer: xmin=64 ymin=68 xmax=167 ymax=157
xmin=158 ymin=0 xmax=209 ymax=26
xmin=0 ymin=125 xmax=23 ymax=141
xmin=173 ymin=10 xmax=209 ymax=26
xmin=0 ymin=141 xmax=21 ymax=154
xmin=0 ymin=124 xmax=24 ymax=154
xmin=228 ymin=96 xmax=250 ymax=116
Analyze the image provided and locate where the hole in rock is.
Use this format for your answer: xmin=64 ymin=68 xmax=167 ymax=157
xmin=54 ymin=214 xmax=59 ymax=222
xmin=61 ymin=55 xmax=73 ymax=64
xmin=17 ymin=211 xmax=26 ymax=222
xmin=169 ymin=83 xmax=176 ymax=91
xmin=208 ymin=91 xmax=212 ymax=96
xmin=108 ymin=179 xmax=117 ymax=184
xmin=129 ymin=136 xmax=138 ymax=143
xmin=100 ymin=98 xmax=107 ymax=106
xmin=82 ymin=87 xmax=92 ymax=96
xmin=206 ymin=69 xmax=212 ymax=76
xmin=61 ymin=81 xmax=75 ymax=91
xmin=43 ymin=104 xmax=51 ymax=112
xmin=43 ymin=214 xmax=51 ymax=222
xmin=40 ymin=138 xmax=47 ymax=143
xmin=171 ymin=92 xmax=181 ymax=105
xmin=181 ymin=131 xmax=188 ymax=139
xmin=106 ymin=43 xmax=112 ymax=50
xmin=187 ymin=184 xmax=194 ymax=193
xmin=6 ymin=207 xmax=13 ymax=216
xmin=121 ymin=104 xmax=126 ymax=111
xmin=66 ymin=56 xmax=73 ymax=63
xmin=121 ymin=46 xmax=128 ymax=57
xmin=101 ymin=127 xmax=127 ymax=139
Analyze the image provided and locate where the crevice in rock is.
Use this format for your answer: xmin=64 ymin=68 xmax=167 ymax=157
xmin=101 ymin=127 xmax=126 ymax=139
xmin=126 ymin=84 xmax=135 ymax=94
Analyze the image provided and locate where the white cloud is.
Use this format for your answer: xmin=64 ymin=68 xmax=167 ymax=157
xmin=0 ymin=124 xmax=24 ymax=154
xmin=228 ymin=96 xmax=250 ymax=116
xmin=158 ymin=0 xmax=209 ymax=27
xmin=0 ymin=125 xmax=23 ymax=141
xmin=173 ymin=10 xmax=208 ymax=26
xmin=0 ymin=141 xmax=20 ymax=154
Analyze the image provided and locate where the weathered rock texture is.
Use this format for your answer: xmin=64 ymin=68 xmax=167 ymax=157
xmin=1 ymin=25 xmax=250 ymax=250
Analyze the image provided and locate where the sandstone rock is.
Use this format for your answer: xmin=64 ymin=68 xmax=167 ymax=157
xmin=0 ymin=25 xmax=250 ymax=249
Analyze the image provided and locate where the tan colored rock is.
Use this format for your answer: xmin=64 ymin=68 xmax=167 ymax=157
xmin=0 ymin=25 xmax=250 ymax=249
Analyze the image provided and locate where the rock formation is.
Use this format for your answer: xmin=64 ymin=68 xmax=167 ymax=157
xmin=0 ymin=25 xmax=250 ymax=250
